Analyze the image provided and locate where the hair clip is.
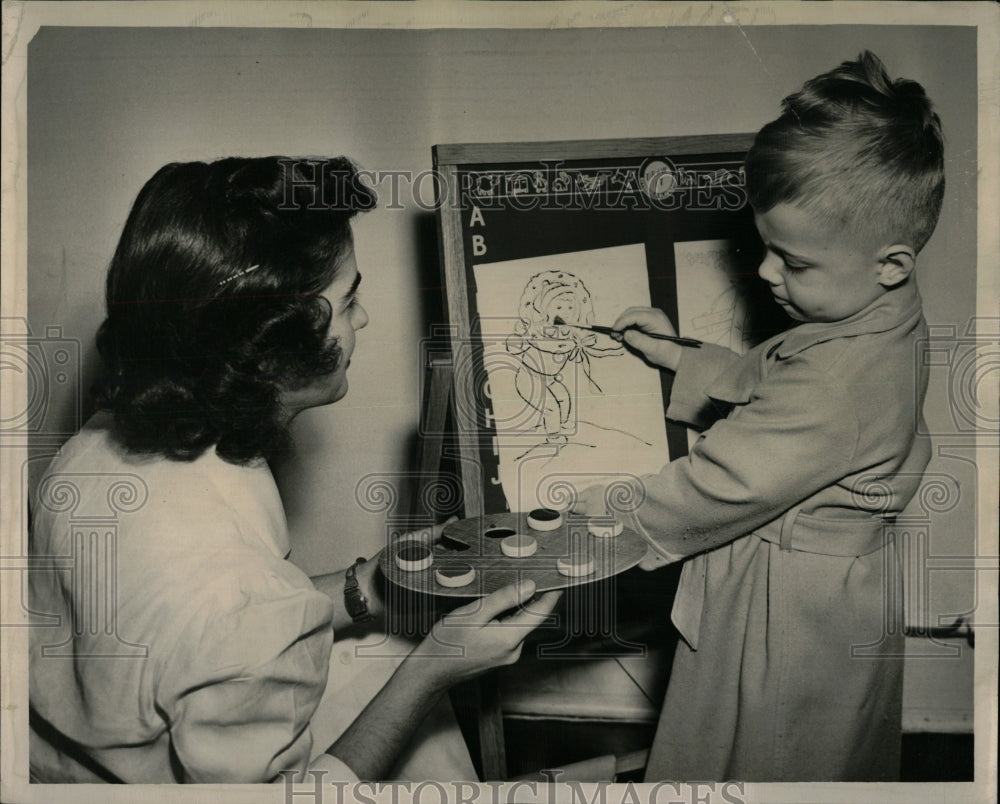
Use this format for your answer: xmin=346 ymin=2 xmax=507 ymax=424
xmin=217 ymin=264 xmax=260 ymax=288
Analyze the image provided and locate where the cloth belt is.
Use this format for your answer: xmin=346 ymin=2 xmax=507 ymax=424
xmin=671 ymin=506 xmax=894 ymax=650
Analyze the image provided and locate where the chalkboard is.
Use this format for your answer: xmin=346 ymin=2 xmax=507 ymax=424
xmin=432 ymin=135 xmax=782 ymax=519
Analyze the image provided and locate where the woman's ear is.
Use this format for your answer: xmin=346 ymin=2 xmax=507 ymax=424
xmin=877 ymin=245 xmax=916 ymax=288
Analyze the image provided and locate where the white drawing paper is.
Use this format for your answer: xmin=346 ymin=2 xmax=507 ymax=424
xmin=674 ymin=239 xmax=753 ymax=452
xmin=473 ymin=245 xmax=669 ymax=513
xmin=674 ymin=238 xmax=754 ymax=352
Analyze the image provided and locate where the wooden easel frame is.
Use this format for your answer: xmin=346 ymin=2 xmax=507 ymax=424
xmin=412 ymin=347 xmax=510 ymax=780
xmin=426 ymin=134 xmax=755 ymax=780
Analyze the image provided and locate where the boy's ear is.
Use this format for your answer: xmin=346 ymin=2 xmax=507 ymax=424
xmin=877 ymin=245 xmax=916 ymax=288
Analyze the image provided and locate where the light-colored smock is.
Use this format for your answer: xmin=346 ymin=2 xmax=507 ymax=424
xmin=615 ymin=282 xmax=930 ymax=782
xmin=28 ymin=413 xmax=354 ymax=783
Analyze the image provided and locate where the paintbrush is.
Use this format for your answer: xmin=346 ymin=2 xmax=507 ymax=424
xmin=553 ymin=316 xmax=702 ymax=347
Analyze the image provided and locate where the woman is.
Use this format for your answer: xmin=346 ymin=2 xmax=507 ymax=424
xmin=28 ymin=156 xmax=561 ymax=783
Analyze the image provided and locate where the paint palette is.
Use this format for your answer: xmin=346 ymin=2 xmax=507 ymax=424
xmin=378 ymin=511 xmax=648 ymax=598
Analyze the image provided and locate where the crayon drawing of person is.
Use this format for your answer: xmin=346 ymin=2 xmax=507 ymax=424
xmin=504 ymin=271 xmax=647 ymax=462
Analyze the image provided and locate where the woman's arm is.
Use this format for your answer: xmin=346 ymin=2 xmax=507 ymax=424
xmin=310 ymin=557 xmax=384 ymax=634
xmin=309 ymin=521 xmax=449 ymax=636
xmin=323 ymin=581 xmax=562 ymax=780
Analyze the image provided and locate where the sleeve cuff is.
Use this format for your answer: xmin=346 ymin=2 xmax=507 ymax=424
xmin=617 ymin=478 xmax=688 ymax=564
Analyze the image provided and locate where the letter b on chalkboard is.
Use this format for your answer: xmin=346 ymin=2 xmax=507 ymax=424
xmin=471 ymin=234 xmax=487 ymax=257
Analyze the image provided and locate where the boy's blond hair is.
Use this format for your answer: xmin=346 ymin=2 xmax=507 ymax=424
xmin=745 ymin=51 xmax=945 ymax=253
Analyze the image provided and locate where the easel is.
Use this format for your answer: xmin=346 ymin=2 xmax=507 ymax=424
xmin=411 ymin=349 xmax=509 ymax=781
xmin=424 ymin=135 xmax=757 ymax=781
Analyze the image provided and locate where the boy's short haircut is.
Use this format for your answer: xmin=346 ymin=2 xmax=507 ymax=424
xmin=745 ymin=51 xmax=945 ymax=253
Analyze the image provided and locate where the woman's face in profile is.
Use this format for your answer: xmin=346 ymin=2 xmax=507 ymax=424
xmin=282 ymin=245 xmax=369 ymax=414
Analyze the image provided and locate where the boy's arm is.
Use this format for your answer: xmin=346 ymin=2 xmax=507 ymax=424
xmin=608 ymin=358 xmax=860 ymax=558
xmin=664 ymin=343 xmax=743 ymax=429
xmin=612 ymin=306 xmax=742 ymax=429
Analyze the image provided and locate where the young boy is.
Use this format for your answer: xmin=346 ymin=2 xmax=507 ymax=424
xmin=574 ymin=52 xmax=943 ymax=781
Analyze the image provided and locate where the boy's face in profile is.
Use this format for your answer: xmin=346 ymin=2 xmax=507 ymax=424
xmin=754 ymin=203 xmax=898 ymax=324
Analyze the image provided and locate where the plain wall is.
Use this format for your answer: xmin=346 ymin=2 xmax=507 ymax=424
xmin=26 ymin=25 xmax=979 ymax=726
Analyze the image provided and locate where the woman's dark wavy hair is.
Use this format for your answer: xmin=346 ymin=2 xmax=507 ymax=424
xmin=93 ymin=156 xmax=376 ymax=464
